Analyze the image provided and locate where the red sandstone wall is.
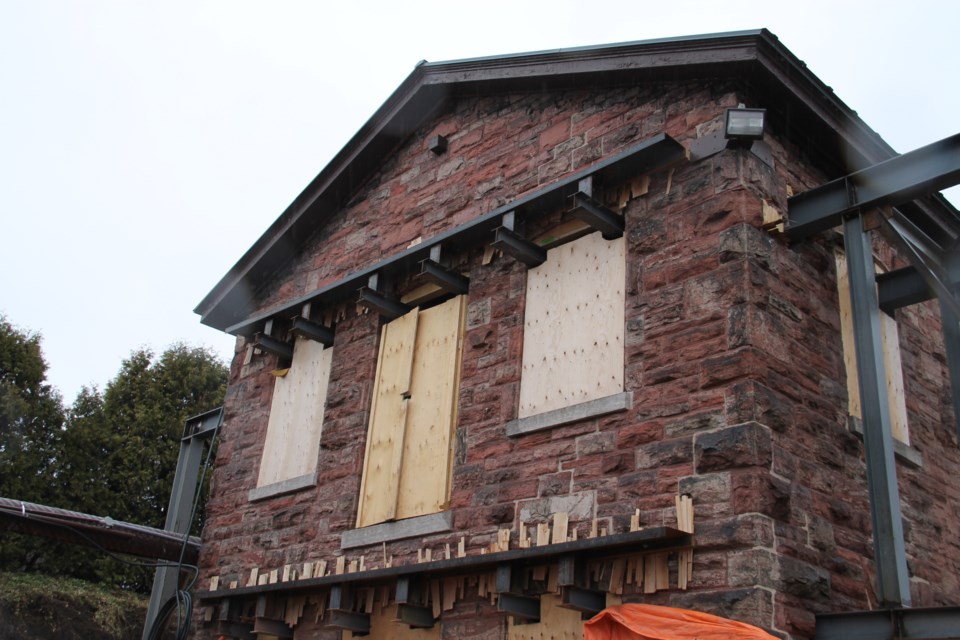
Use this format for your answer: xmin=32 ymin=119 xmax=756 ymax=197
xmin=195 ymin=81 xmax=960 ymax=640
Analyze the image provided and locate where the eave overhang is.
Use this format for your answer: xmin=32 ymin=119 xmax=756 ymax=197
xmin=195 ymin=28 xmax=900 ymax=333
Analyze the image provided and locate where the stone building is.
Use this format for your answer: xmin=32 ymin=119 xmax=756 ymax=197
xmin=191 ymin=29 xmax=960 ymax=639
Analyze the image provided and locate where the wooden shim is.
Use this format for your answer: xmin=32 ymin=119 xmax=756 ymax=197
xmin=228 ymin=580 xmax=238 ymax=590
xmin=457 ymin=537 xmax=466 ymax=558
xmin=498 ymin=528 xmax=511 ymax=552
xmin=609 ymin=558 xmax=626 ymax=595
xmin=655 ymin=553 xmax=669 ymax=590
xmin=569 ymin=527 xmax=577 ymax=542
xmin=625 ymin=558 xmax=636 ymax=585
xmin=536 ymin=523 xmax=551 ymax=547
xmin=630 ymin=509 xmax=640 ymax=532
xmin=269 ymin=569 xmax=279 ymax=584
xmin=425 ymin=548 xmax=433 ymax=562
xmin=247 ymin=567 xmax=259 ymax=587
xmin=551 ymin=513 xmax=568 ymax=545
xmin=365 ymin=587 xmax=376 ymax=614
xmin=443 ymin=579 xmax=457 ymax=612
xmin=643 ymin=555 xmax=657 ymax=594
xmin=282 ymin=565 xmax=291 ymax=582
xmin=335 ymin=557 xmax=345 ymax=575
xmin=547 ymin=565 xmax=559 ymax=594
xmin=478 ymin=573 xmax=487 ymax=597
xmin=316 ymin=560 xmax=327 ymax=578
xmin=600 ymin=526 xmax=607 ymax=537
xmin=590 ymin=519 xmax=598 ymax=539
xmin=431 ymin=580 xmax=442 ymax=618
xmin=379 ymin=586 xmax=390 ymax=614
xmin=209 ymin=576 xmax=219 ymax=591
xmin=348 ymin=559 xmax=358 ymax=574
xmin=445 ymin=543 xmax=451 ymax=560
xmin=258 ymin=574 xmax=268 ymax=586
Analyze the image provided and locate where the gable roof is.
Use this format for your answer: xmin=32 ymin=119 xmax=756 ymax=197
xmin=195 ymin=28 xmax=898 ymax=332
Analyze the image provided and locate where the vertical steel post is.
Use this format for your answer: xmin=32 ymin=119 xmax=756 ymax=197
xmin=843 ymin=214 xmax=911 ymax=607
xmin=940 ymin=297 xmax=960 ymax=442
xmin=143 ymin=409 xmax=221 ymax=639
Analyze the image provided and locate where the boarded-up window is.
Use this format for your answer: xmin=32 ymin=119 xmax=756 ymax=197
xmin=518 ymin=231 xmax=625 ymax=418
xmin=356 ymin=295 xmax=466 ymax=528
xmin=257 ymin=337 xmax=333 ymax=488
xmin=835 ymin=250 xmax=909 ymax=444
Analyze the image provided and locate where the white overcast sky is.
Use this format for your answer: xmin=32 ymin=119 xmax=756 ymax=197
xmin=1 ymin=0 xmax=958 ymax=404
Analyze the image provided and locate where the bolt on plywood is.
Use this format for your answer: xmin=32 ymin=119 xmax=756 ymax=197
xmin=519 ymin=232 xmax=625 ymax=418
xmin=257 ymin=337 xmax=332 ymax=488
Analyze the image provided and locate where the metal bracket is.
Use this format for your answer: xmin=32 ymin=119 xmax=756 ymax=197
xmin=252 ymin=334 xmax=293 ymax=361
xmin=497 ymin=593 xmax=541 ymax=622
xmin=559 ymin=586 xmax=605 ymax=616
xmin=570 ymin=191 xmax=624 ymax=239
xmin=357 ymin=287 xmax=412 ymax=320
xmin=290 ymin=317 xmax=335 ymax=346
xmin=418 ymin=259 xmax=470 ymax=294
xmin=328 ymin=584 xmax=371 ymax=634
xmin=394 ymin=576 xmax=435 ymax=627
xmin=492 ymin=226 xmax=546 ymax=267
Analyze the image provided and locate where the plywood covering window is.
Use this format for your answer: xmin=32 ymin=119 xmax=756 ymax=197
xmin=518 ymin=231 xmax=625 ymax=419
xmin=356 ymin=295 xmax=466 ymax=528
xmin=256 ymin=337 xmax=333 ymax=489
xmin=835 ymin=250 xmax=910 ymax=444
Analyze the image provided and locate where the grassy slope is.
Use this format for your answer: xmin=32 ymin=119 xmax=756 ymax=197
xmin=0 ymin=571 xmax=148 ymax=639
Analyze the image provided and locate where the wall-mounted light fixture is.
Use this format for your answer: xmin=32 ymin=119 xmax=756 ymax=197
xmin=725 ymin=107 xmax=766 ymax=147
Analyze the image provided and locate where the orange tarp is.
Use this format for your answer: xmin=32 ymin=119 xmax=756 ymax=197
xmin=584 ymin=604 xmax=779 ymax=640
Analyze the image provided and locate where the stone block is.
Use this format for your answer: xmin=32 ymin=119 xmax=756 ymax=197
xmin=695 ymin=421 xmax=772 ymax=472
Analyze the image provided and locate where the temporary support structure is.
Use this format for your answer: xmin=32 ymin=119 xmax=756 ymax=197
xmin=787 ymin=132 xmax=960 ymax=630
xmin=143 ymin=407 xmax=223 ymax=640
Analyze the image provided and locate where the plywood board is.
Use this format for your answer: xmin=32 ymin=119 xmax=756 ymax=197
xmin=349 ymin=604 xmax=438 ymax=640
xmin=396 ymin=296 xmax=465 ymax=520
xmin=519 ymin=232 xmax=625 ymax=418
xmin=357 ymin=309 xmax=419 ymax=527
xmin=257 ymin=337 xmax=333 ymax=487
xmin=834 ymin=250 xmax=910 ymax=444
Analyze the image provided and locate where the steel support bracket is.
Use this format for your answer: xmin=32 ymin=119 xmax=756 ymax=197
xmin=290 ymin=317 xmax=335 ymax=346
xmin=253 ymin=333 xmax=294 ymax=361
xmin=328 ymin=584 xmax=371 ymax=634
xmin=570 ymin=191 xmax=624 ymax=239
xmin=492 ymin=226 xmax=547 ymax=267
xmin=357 ymin=287 xmax=412 ymax=320
xmin=252 ymin=617 xmax=293 ymax=638
xmin=418 ymin=259 xmax=470 ymax=295
xmin=397 ymin=603 xmax=436 ymax=628
xmin=496 ymin=592 xmax=541 ymax=622
xmin=559 ymin=586 xmax=605 ymax=616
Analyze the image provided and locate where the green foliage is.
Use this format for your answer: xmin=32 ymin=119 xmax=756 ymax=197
xmin=0 ymin=570 xmax=147 ymax=639
xmin=0 ymin=314 xmax=228 ymax=592
xmin=0 ymin=316 xmax=64 ymax=503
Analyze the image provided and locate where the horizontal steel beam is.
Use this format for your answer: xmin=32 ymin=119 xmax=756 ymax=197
xmin=290 ymin=317 xmax=335 ymax=346
xmin=182 ymin=406 xmax=223 ymax=441
xmin=570 ymin=192 xmax=624 ymax=239
xmin=199 ymin=527 xmax=691 ymax=600
xmin=253 ymin=334 xmax=293 ymax=361
xmin=560 ymin=586 xmax=605 ymax=615
xmin=496 ymin=593 xmax=540 ymax=621
xmin=357 ymin=287 xmax=412 ymax=320
xmin=418 ymin=259 xmax=470 ymax=294
xmin=787 ymin=132 xmax=960 ymax=241
xmin=492 ymin=226 xmax=547 ymax=267
xmin=816 ymin=606 xmax=960 ymax=640
xmin=396 ymin=603 xmax=435 ymax=628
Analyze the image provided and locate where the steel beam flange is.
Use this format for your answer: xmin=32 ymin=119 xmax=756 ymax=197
xmin=491 ymin=226 xmax=547 ymax=267
xmin=253 ymin=334 xmax=294 ymax=361
xmin=357 ymin=287 xmax=412 ymax=320
xmin=418 ymin=259 xmax=470 ymax=294
xmin=570 ymin=192 xmax=625 ymax=240
xmin=397 ymin=603 xmax=436 ymax=628
xmin=559 ymin=586 xmax=605 ymax=615
xmin=290 ymin=317 xmax=335 ymax=346
xmin=496 ymin=593 xmax=541 ymax=622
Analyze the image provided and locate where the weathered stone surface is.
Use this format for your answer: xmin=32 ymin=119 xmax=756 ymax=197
xmin=695 ymin=421 xmax=773 ymax=472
